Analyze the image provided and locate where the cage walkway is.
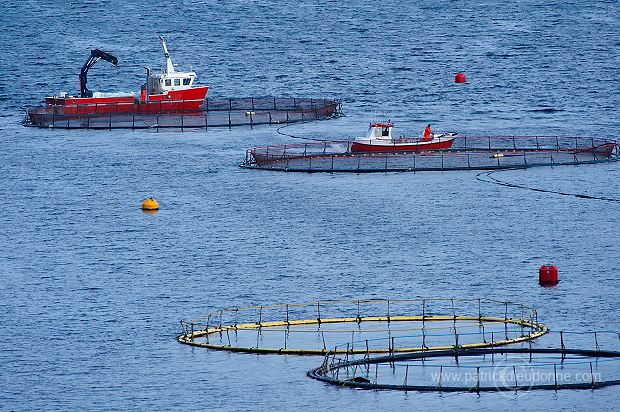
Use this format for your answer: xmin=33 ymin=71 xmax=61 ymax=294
xmin=242 ymin=136 xmax=619 ymax=172
xmin=24 ymin=97 xmax=342 ymax=130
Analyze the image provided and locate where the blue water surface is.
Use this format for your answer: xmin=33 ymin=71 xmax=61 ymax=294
xmin=0 ymin=0 xmax=619 ymax=410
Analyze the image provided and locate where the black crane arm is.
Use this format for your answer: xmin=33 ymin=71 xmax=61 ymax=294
xmin=79 ymin=49 xmax=119 ymax=98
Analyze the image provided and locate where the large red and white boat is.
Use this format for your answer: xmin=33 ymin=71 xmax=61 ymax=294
xmin=42 ymin=37 xmax=209 ymax=115
xmin=350 ymin=123 xmax=457 ymax=153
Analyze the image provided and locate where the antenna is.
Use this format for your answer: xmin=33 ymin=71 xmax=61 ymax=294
xmin=158 ymin=36 xmax=175 ymax=74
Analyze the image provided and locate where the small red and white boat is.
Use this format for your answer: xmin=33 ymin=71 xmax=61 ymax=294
xmin=43 ymin=37 xmax=209 ymax=115
xmin=350 ymin=122 xmax=457 ymax=153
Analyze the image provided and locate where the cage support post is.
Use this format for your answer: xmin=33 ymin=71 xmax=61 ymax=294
xmin=439 ymin=365 xmax=443 ymax=391
xmin=454 ymin=333 xmax=459 ymax=362
xmin=256 ymin=327 xmax=260 ymax=348
xmin=451 ymin=299 xmax=456 ymax=322
xmin=513 ymin=365 xmax=518 ymax=389
xmin=205 ymin=315 xmax=211 ymax=343
xmin=350 ymin=331 xmax=354 ymax=352
xmin=180 ymin=321 xmax=187 ymax=338
xmin=595 ymin=332 xmax=599 ymax=352
xmin=375 ymin=363 xmax=378 ymax=384
xmin=285 ymin=304 xmax=289 ymax=325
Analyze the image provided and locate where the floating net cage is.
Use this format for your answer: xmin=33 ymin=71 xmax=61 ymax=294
xmin=24 ymin=97 xmax=342 ymax=130
xmin=178 ymin=298 xmax=547 ymax=355
xmin=242 ymin=136 xmax=619 ymax=172
xmin=308 ymin=330 xmax=620 ymax=392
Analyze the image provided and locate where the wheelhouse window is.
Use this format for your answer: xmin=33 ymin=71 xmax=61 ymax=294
xmin=174 ymin=78 xmax=181 ymax=86
xmin=165 ymin=79 xmax=172 ymax=87
xmin=182 ymin=78 xmax=191 ymax=86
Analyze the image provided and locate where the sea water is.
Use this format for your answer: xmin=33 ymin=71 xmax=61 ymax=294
xmin=0 ymin=0 xmax=619 ymax=410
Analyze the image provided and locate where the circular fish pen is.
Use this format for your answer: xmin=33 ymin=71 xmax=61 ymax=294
xmin=178 ymin=298 xmax=547 ymax=355
xmin=242 ymin=136 xmax=619 ymax=172
xmin=308 ymin=331 xmax=620 ymax=392
xmin=24 ymin=97 xmax=342 ymax=130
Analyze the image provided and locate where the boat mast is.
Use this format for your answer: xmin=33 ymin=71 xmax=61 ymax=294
xmin=159 ymin=36 xmax=175 ymax=74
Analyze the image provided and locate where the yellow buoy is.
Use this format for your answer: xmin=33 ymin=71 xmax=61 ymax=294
xmin=142 ymin=197 xmax=159 ymax=211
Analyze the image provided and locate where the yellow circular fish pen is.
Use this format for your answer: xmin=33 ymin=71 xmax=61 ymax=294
xmin=178 ymin=298 xmax=547 ymax=355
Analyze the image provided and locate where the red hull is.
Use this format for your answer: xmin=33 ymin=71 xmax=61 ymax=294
xmin=351 ymin=138 xmax=455 ymax=153
xmin=44 ymin=86 xmax=209 ymax=115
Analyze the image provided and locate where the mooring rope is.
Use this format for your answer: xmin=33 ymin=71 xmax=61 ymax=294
xmin=276 ymin=106 xmax=346 ymax=141
xmin=476 ymin=169 xmax=620 ymax=203
xmin=276 ymin=120 xmax=330 ymax=141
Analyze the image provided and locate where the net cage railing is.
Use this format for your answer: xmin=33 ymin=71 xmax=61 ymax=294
xmin=24 ymin=97 xmax=342 ymax=129
xmin=308 ymin=330 xmax=620 ymax=392
xmin=178 ymin=298 xmax=547 ymax=355
xmin=242 ymin=136 xmax=619 ymax=172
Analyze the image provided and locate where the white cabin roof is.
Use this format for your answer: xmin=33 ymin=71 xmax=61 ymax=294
xmin=367 ymin=122 xmax=394 ymax=140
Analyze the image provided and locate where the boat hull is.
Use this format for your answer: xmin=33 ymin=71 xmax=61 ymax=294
xmin=351 ymin=137 xmax=456 ymax=153
xmin=43 ymin=86 xmax=209 ymax=115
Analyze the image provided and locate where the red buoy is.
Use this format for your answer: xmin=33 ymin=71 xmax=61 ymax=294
xmin=539 ymin=264 xmax=559 ymax=286
xmin=455 ymin=73 xmax=467 ymax=83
